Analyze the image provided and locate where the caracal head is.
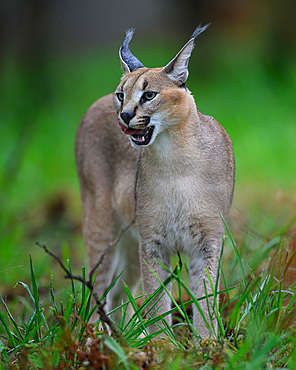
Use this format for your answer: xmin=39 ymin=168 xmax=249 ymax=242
xmin=113 ymin=26 xmax=209 ymax=148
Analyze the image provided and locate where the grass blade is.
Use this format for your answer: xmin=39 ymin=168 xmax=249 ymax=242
xmin=0 ymin=339 xmax=9 ymax=364
xmin=123 ymin=282 xmax=146 ymax=335
xmin=100 ymin=269 xmax=125 ymax=302
xmin=104 ymin=336 xmax=130 ymax=369
xmin=16 ymin=282 xmax=34 ymax=303
xmin=206 ymin=268 xmax=225 ymax=337
xmin=147 ymin=261 xmax=185 ymax=321
xmin=29 ymin=254 xmax=49 ymax=333
xmin=221 ymin=213 xmax=246 ymax=288
xmin=67 ymin=259 xmax=76 ymax=299
xmin=0 ymin=293 xmax=23 ymax=342
xmin=0 ymin=310 xmax=17 ymax=349
xmin=49 ymin=274 xmax=58 ymax=312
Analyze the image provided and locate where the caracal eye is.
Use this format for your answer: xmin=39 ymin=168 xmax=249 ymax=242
xmin=117 ymin=92 xmax=124 ymax=103
xmin=142 ymin=91 xmax=157 ymax=101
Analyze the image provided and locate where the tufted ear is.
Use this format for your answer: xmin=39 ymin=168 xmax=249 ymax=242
xmin=119 ymin=29 xmax=145 ymax=74
xmin=161 ymin=24 xmax=210 ymax=85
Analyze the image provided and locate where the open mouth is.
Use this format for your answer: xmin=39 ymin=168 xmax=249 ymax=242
xmin=118 ymin=122 xmax=154 ymax=146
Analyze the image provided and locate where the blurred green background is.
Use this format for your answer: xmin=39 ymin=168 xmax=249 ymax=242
xmin=0 ymin=0 xmax=295 ymax=296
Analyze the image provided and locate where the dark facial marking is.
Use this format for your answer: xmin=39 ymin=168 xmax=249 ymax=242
xmin=133 ymin=105 xmax=138 ymax=115
xmin=142 ymin=79 xmax=148 ymax=91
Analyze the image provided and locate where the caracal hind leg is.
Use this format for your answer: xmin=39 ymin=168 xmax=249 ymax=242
xmin=108 ymin=228 xmax=140 ymax=325
xmin=81 ymin=188 xmax=117 ymax=323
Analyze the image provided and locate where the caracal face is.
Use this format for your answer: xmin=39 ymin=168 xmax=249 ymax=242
xmin=114 ymin=68 xmax=191 ymax=148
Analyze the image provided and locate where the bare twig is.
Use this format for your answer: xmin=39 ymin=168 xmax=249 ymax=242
xmin=36 ymin=218 xmax=136 ymax=336
xmin=36 ymin=241 xmax=117 ymax=334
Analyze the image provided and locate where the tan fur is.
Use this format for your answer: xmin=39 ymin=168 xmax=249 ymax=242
xmin=75 ymin=29 xmax=235 ymax=340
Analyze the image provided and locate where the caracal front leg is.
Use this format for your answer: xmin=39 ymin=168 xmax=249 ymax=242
xmin=139 ymin=241 xmax=171 ymax=334
xmin=189 ymin=241 xmax=220 ymax=340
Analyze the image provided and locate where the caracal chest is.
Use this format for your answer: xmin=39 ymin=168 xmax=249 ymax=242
xmin=137 ymin=171 xmax=204 ymax=255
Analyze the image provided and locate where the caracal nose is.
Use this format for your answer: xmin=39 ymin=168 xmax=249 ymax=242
xmin=120 ymin=111 xmax=134 ymax=125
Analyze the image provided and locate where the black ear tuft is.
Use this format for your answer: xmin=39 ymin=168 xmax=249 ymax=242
xmin=190 ymin=24 xmax=211 ymax=41
xmin=119 ymin=29 xmax=145 ymax=73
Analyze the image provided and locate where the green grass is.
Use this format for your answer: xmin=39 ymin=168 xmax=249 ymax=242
xmin=1 ymin=220 xmax=296 ymax=368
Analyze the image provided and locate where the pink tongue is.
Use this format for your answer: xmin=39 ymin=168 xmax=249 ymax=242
xmin=118 ymin=121 xmax=138 ymax=135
